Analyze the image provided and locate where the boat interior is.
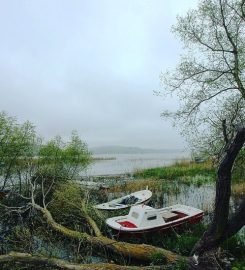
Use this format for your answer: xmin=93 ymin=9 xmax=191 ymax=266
xmin=116 ymin=206 xmax=189 ymax=228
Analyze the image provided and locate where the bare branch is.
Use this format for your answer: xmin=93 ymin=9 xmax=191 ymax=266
xmin=187 ymin=87 xmax=235 ymax=116
xmin=222 ymin=119 xmax=229 ymax=145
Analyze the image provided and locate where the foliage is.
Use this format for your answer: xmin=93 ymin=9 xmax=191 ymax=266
xmin=49 ymin=182 xmax=106 ymax=235
xmin=4 ymin=225 xmax=33 ymax=253
xmin=232 ymin=262 xmax=245 ymax=270
xmin=0 ymin=112 xmax=91 ymax=195
xmin=36 ymin=133 xmax=91 ymax=189
xmin=0 ymin=111 xmax=37 ymax=191
xmin=222 ymin=234 xmax=245 ymax=259
xmin=174 ymin=259 xmax=188 ymax=270
xmin=160 ymin=3 xmax=245 ymax=263
xmin=161 ymin=0 xmax=245 ymax=157
xmin=39 ymin=131 xmax=91 ymax=173
xmin=227 ymin=233 xmax=245 ymax=269
xmin=160 ymin=223 xmax=206 ymax=256
xmin=232 ymin=148 xmax=245 ymax=181
xmin=150 ymin=251 xmax=167 ymax=265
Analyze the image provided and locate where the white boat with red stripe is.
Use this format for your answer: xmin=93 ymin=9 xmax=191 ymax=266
xmin=106 ymin=204 xmax=203 ymax=235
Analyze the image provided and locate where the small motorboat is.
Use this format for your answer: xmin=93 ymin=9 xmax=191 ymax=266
xmin=106 ymin=204 xmax=203 ymax=235
xmin=95 ymin=189 xmax=152 ymax=210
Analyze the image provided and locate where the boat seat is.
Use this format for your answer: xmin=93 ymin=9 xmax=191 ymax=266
xmin=120 ymin=195 xmax=138 ymax=205
xmin=162 ymin=211 xmax=178 ymax=222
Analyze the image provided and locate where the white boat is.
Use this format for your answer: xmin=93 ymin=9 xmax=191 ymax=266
xmin=95 ymin=189 xmax=152 ymax=210
xmin=106 ymin=204 xmax=203 ymax=235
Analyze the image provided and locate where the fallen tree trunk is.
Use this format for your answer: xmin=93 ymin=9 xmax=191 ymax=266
xmin=0 ymin=252 xmax=175 ymax=270
xmin=31 ymin=202 xmax=185 ymax=265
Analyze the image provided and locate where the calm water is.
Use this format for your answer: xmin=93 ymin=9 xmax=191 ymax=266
xmin=82 ymin=151 xmax=190 ymax=176
xmin=107 ymin=184 xmax=216 ymax=215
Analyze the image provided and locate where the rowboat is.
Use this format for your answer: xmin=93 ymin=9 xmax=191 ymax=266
xmin=106 ymin=204 xmax=203 ymax=235
xmin=94 ymin=189 xmax=152 ymax=210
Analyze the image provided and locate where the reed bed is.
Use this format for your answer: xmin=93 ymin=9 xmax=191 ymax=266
xmin=133 ymin=160 xmax=215 ymax=182
xmin=232 ymin=181 xmax=245 ymax=196
xmin=109 ymin=178 xmax=180 ymax=194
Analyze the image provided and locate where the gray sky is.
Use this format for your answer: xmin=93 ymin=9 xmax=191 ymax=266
xmin=0 ymin=0 xmax=198 ymax=149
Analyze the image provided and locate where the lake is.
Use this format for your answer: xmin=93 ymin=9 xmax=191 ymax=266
xmin=82 ymin=151 xmax=190 ymax=176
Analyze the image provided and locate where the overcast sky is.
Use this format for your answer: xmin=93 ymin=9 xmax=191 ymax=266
xmin=0 ymin=0 xmax=198 ymax=149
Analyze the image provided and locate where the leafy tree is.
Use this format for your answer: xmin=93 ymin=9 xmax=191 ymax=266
xmin=0 ymin=112 xmax=91 ymax=195
xmin=38 ymin=131 xmax=91 ymax=181
xmin=161 ymin=0 xmax=245 ymax=157
xmin=0 ymin=112 xmax=37 ymax=192
xmin=187 ymin=95 xmax=245 ymax=171
xmin=160 ymin=0 xmax=245 ymax=268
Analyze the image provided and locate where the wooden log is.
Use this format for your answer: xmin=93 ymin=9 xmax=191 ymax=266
xmin=31 ymin=202 xmax=185 ymax=264
xmin=0 ymin=252 xmax=178 ymax=270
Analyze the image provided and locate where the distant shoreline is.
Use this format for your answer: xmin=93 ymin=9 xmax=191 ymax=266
xmin=90 ymin=145 xmax=187 ymax=155
xmin=83 ymin=152 xmax=190 ymax=177
xmin=92 ymin=156 xmax=116 ymax=161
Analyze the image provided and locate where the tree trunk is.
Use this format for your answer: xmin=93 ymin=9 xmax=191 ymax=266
xmin=189 ymin=127 xmax=245 ymax=268
xmin=0 ymin=252 xmax=172 ymax=270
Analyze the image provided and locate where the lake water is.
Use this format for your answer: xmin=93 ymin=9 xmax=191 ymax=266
xmin=82 ymin=151 xmax=190 ymax=176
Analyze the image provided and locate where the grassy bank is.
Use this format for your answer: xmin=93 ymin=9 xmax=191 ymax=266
xmin=104 ymin=160 xmax=216 ymax=195
xmin=133 ymin=160 xmax=216 ymax=184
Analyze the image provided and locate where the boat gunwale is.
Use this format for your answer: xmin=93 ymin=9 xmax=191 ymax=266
xmin=106 ymin=204 xmax=204 ymax=232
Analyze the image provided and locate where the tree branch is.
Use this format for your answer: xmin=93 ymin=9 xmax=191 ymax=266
xmin=222 ymin=119 xmax=229 ymax=145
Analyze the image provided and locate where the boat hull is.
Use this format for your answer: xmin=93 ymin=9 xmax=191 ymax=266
xmin=109 ymin=213 xmax=204 ymax=236
xmin=106 ymin=204 xmax=204 ymax=237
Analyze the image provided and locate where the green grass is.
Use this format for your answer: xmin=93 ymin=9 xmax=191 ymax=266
xmin=133 ymin=161 xmax=216 ymax=185
xmin=223 ymin=234 xmax=245 ymax=260
xmin=232 ymin=262 xmax=245 ymax=270
xmin=160 ymin=223 xmax=206 ymax=255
